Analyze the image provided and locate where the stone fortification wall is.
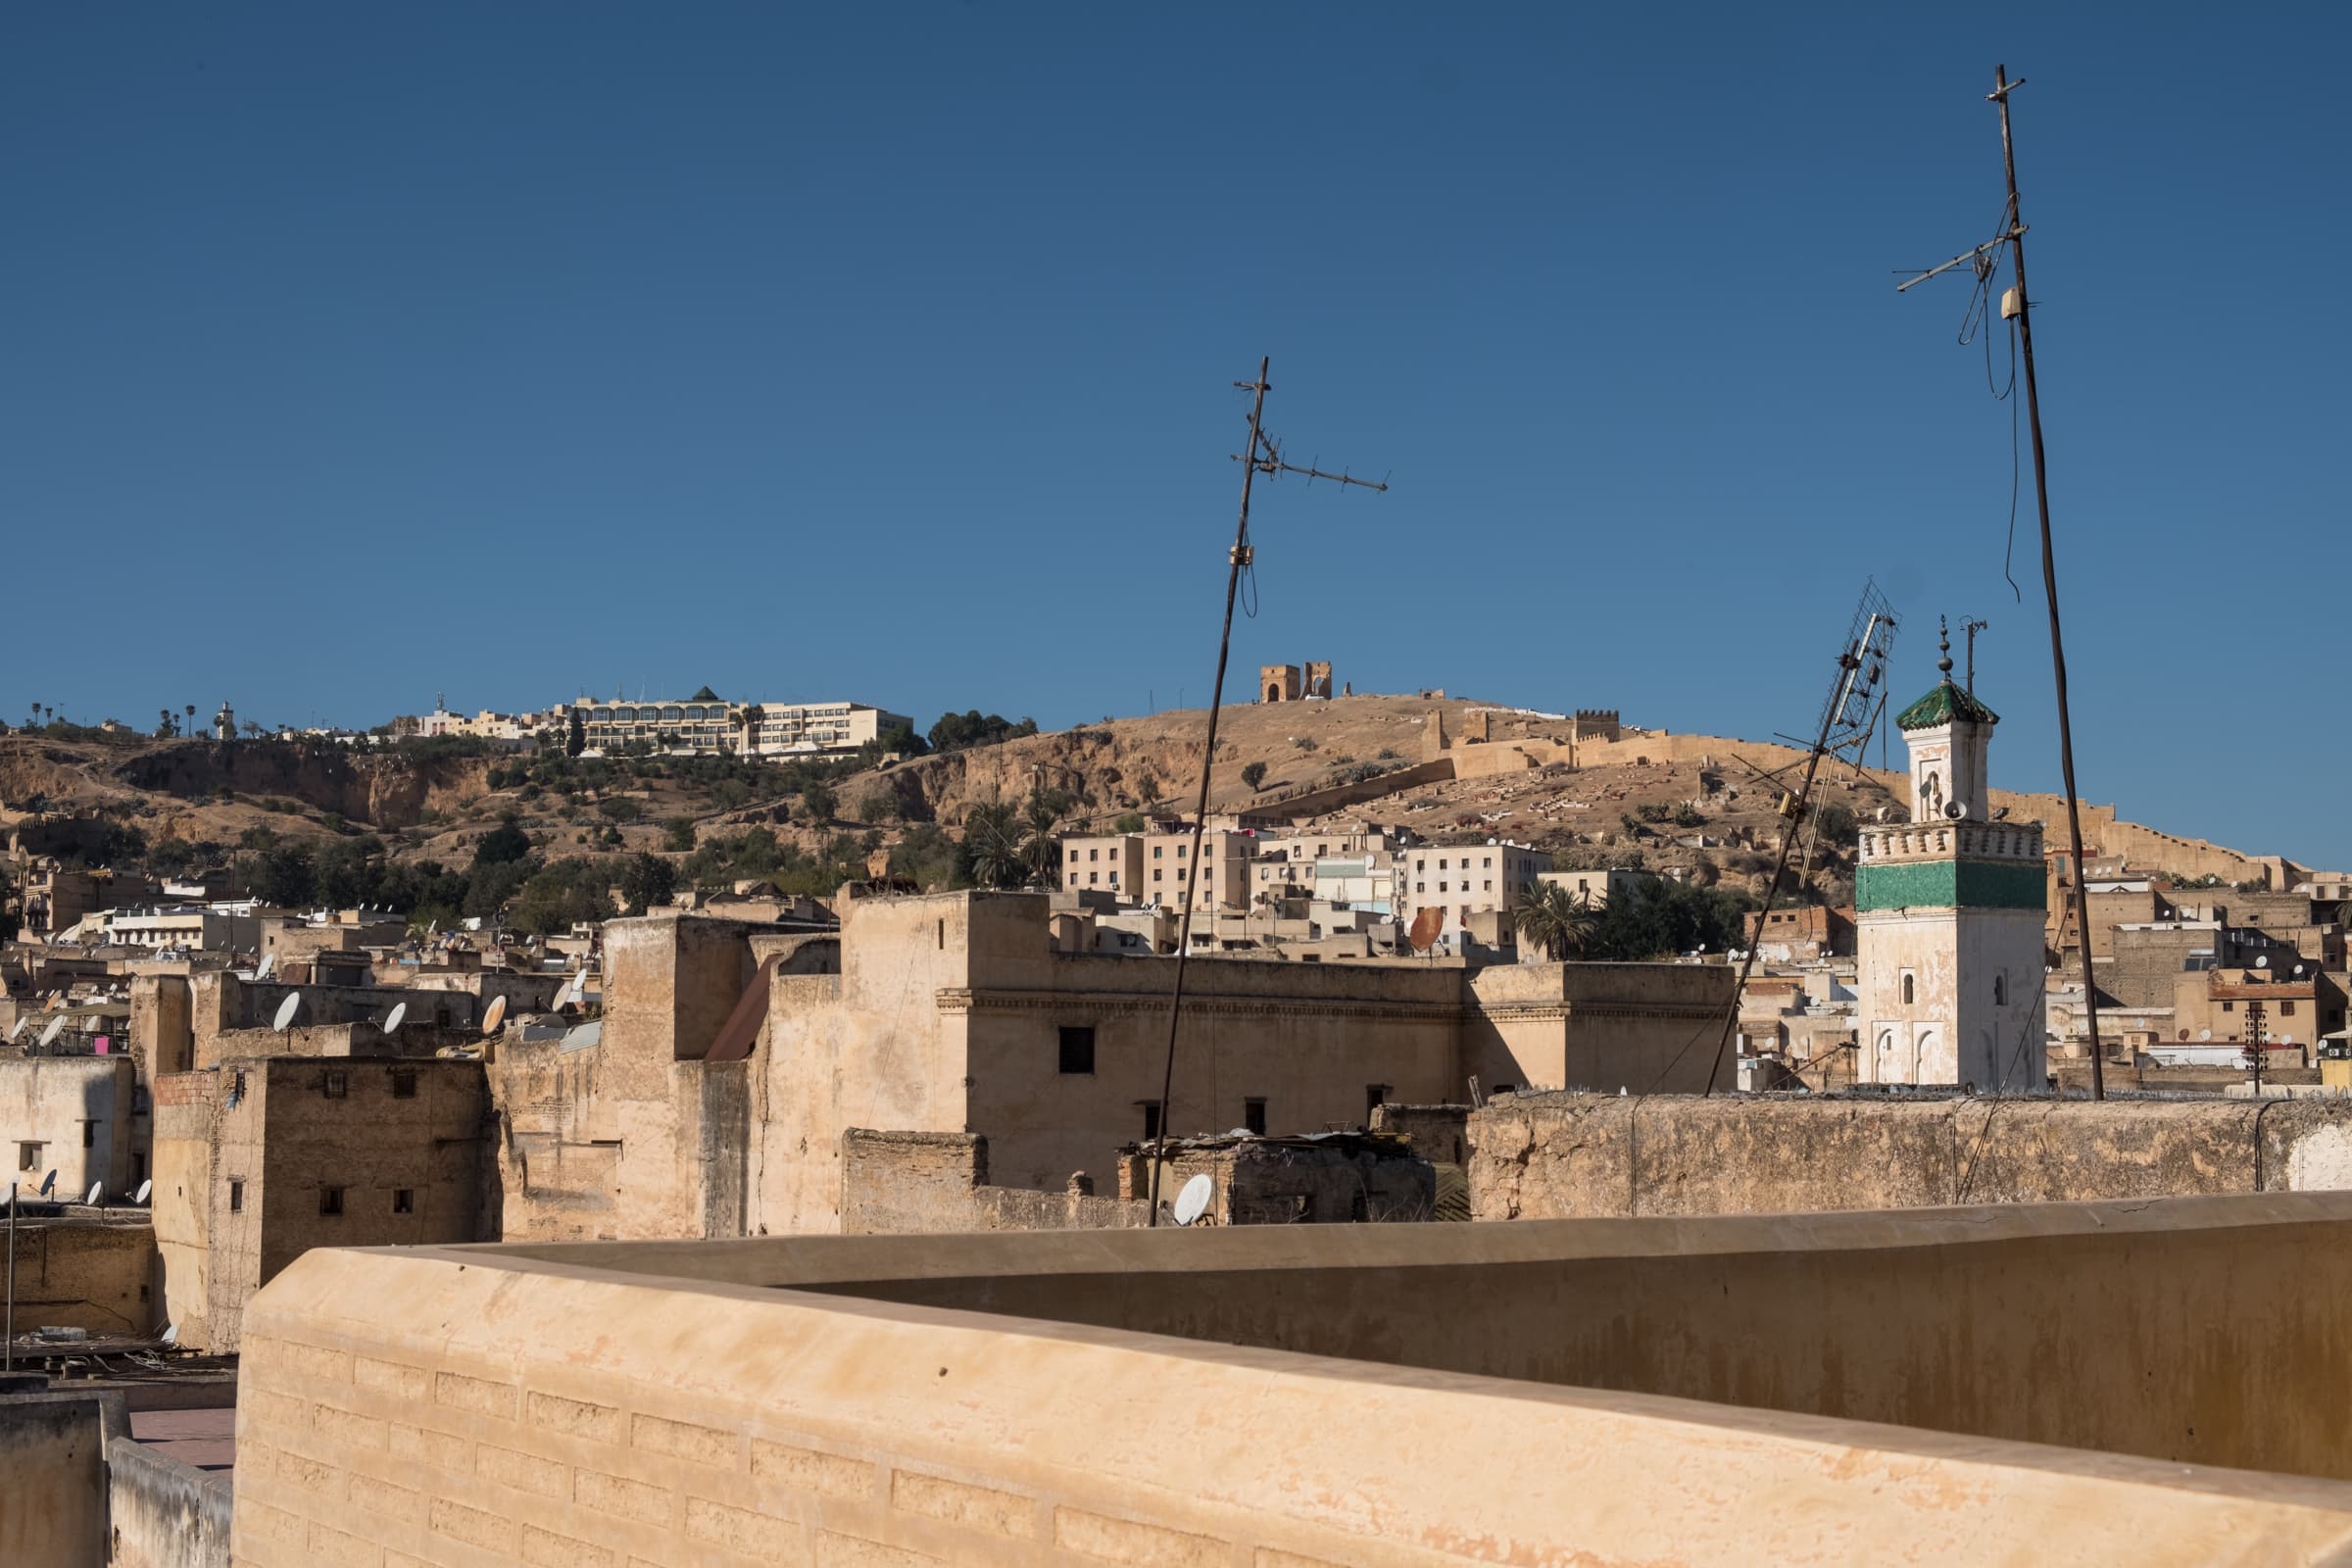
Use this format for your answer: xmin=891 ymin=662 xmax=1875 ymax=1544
xmin=1467 ymin=1092 xmax=2352 ymax=1220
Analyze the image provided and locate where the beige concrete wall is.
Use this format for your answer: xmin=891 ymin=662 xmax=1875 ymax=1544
xmin=151 ymin=1072 xmax=217 ymax=1350
xmin=231 ymin=1209 xmax=2352 ymax=1567
xmin=1466 ymin=1092 xmax=2352 ymax=1221
xmin=130 ymin=972 xmax=195 ymax=1076
xmin=1465 ymin=961 xmax=1737 ymax=1095
xmin=106 ymin=1432 xmax=233 ymax=1568
xmin=0 ymin=1054 xmax=136 ymax=1200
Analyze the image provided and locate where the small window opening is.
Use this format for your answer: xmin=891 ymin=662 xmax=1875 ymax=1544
xmin=1244 ymin=1098 xmax=1267 ymax=1135
xmin=1057 ymin=1025 xmax=1096 ymax=1075
xmin=392 ymin=1189 xmax=414 ymax=1215
xmin=391 ymin=1068 xmax=417 ymax=1100
xmin=227 ymin=1179 xmax=245 ymax=1212
xmin=319 ymin=1186 xmax=344 ymax=1216
xmin=322 ymin=1069 xmax=347 ymax=1100
xmin=1140 ymin=1102 xmax=1162 ymax=1141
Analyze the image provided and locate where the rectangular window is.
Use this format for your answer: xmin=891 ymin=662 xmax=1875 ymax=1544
xmin=319 ymin=1186 xmax=344 ymax=1216
xmin=1152 ymin=846 xmax=1161 ymax=858
xmin=391 ymin=1068 xmax=417 ymax=1100
xmin=17 ymin=1143 xmax=39 ymax=1173
xmin=81 ymin=1121 xmax=95 ymax=1149
xmin=392 ymin=1189 xmax=414 ymax=1215
xmin=1484 ymin=857 xmax=1493 ymax=868
xmin=1140 ymin=1102 xmax=1162 ymax=1141
xmin=322 ymin=1069 xmax=348 ymax=1099
xmin=1484 ymin=880 xmax=1493 ymax=892
xmin=2223 ymin=1002 xmax=2235 ymax=1013
xmin=2282 ymin=1001 xmax=2297 ymax=1017
xmin=228 ymin=1179 xmax=244 ymax=1212
xmin=1058 ymin=1025 xmax=1097 ymax=1075
xmin=1153 ymin=869 xmax=1162 ymax=882
xmin=1244 ymin=1098 xmax=1267 ymax=1136
xmin=1366 ymin=1083 xmax=1390 ymax=1119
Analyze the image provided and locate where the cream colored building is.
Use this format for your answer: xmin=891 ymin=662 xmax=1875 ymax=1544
xmin=744 ymin=701 xmax=911 ymax=757
xmin=1059 ymin=833 xmax=1144 ymax=897
xmin=1397 ymin=841 xmax=1554 ymax=955
xmin=1855 ymin=637 xmax=2047 ymax=1091
xmin=1538 ymin=866 xmax=1655 ymax=909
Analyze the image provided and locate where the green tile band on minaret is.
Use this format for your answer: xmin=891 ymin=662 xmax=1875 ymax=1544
xmin=1855 ymin=859 xmax=2046 ymax=912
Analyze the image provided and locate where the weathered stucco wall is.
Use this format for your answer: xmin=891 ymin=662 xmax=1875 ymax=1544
xmin=0 ymin=1387 xmax=124 ymax=1568
xmin=231 ymin=1208 xmax=2352 ymax=1567
xmin=0 ymin=1054 xmax=138 ymax=1200
xmin=0 ymin=1217 xmax=156 ymax=1337
xmin=840 ymin=1129 xmax=1148 ymax=1233
xmin=1465 ymin=1092 xmax=2352 ymax=1221
xmin=106 ymin=1433 xmax=233 ymax=1568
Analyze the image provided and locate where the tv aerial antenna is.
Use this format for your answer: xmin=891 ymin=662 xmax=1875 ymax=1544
xmin=1148 ymin=357 xmax=1388 ymax=1226
xmin=1897 ymin=65 xmax=2105 ymax=1099
xmin=1696 ymin=580 xmax=1898 ymax=1095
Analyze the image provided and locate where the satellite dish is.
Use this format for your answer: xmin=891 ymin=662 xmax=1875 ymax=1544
xmin=1171 ymin=1173 xmax=1213 ymax=1227
xmin=254 ymin=953 xmax=276 ymax=981
xmin=160 ymin=1323 xmax=177 ymax=1348
xmin=567 ymin=970 xmax=587 ymax=1003
xmin=38 ymin=1015 xmax=66 ymax=1049
xmin=481 ymin=995 xmax=509 ymax=1036
xmin=133 ymin=1179 xmax=152 ymax=1204
xmin=85 ymin=1182 xmax=103 ymax=1206
xmin=382 ymin=1002 xmax=408 ymax=1034
xmin=1943 ymin=801 xmax=1968 ymax=821
xmin=7 ymin=1019 xmax=24 ymax=1042
xmin=272 ymin=994 xmax=302 ymax=1031
xmin=2201 ymin=1029 xmax=2213 ymax=1041
xmin=38 ymin=1170 xmax=57 ymax=1198
xmin=2257 ymin=956 xmax=2270 ymax=969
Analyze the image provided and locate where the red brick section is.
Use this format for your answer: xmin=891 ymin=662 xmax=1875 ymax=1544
xmin=153 ymin=1071 xmax=218 ymax=1106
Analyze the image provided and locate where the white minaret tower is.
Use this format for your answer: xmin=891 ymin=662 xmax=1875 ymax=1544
xmin=1855 ymin=620 xmax=2049 ymax=1090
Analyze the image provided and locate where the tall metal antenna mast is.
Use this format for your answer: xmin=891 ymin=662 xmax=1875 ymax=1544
xmin=1702 ymin=581 xmax=1896 ymax=1095
xmin=1961 ymin=617 xmax=1988 ymax=694
xmin=1146 ymin=357 xmax=1386 ymax=1224
xmin=1900 ymin=65 xmax=2104 ymax=1099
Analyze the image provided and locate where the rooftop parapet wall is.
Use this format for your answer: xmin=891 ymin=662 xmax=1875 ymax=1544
xmin=1466 ymin=1092 xmax=2352 ymax=1222
xmin=234 ymin=1202 xmax=2352 ymax=1565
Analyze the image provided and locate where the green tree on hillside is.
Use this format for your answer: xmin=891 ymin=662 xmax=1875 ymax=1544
xmin=1241 ymin=760 xmax=1268 ymax=792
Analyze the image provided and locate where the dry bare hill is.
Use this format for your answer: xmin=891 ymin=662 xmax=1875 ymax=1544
xmin=1 ymin=690 xmax=2284 ymax=906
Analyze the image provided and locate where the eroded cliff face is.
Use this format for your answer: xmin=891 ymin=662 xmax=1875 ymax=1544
xmin=111 ymin=742 xmax=494 ymax=828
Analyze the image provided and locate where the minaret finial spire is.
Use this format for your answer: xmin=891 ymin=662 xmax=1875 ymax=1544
xmin=1936 ymin=616 xmax=1954 ymax=678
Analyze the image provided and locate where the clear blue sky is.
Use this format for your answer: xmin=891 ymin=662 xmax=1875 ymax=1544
xmin=8 ymin=7 xmax=2345 ymax=865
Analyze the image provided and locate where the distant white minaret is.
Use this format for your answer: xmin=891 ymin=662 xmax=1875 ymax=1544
xmin=1854 ymin=620 xmax=2048 ymax=1091
xmin=214 ymin=701 xmax=235 ymax=741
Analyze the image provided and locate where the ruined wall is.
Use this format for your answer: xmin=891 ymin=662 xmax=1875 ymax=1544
xmin=1370 ymin=1101 xmax=1472 ymax=1164
xmin=840 ymin=1128 xmax=1148 ymax=1234
xmin=105 ymin=1433 xmax=233 ymax=1568
xmin=129 ymin=972 xmax=193 ymax=1076
xmin=1466 ymin=1093 xmax=2352 ymax=1221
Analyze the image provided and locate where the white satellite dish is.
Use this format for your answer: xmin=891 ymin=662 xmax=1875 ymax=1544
xmin=160 ymin=1323 xmax=178 ymax=1348
xmin=7 ymin=1019 xmax=24 ymax=1042
xmin=85 ymin=1182 xmax=103 ymax=1206
xmin=2257 ymin=955 xmax=2270 ymax=969
xmin=38 ymin=1015 xmax=66 ymax=1049
xmin=255 ymin=953 xmax=277 ymax=981
xmin=2201 ymin=1029 xmax=2213 ymax=1041
xmin=1171 ymin=1173 xmax=1213 ymax=1227
xmin=566 ymin=970 xmax=587 ymax=1003
xmin=382 ymin=1002 xmax=408 ymax=1034
xmin=133 ymin=1179 xmax=152 ymax=1204
xmin=272 ymin=994 xmax=302 ymax=1031
xmin=481 ymin=995 xmax=509 ymax=1036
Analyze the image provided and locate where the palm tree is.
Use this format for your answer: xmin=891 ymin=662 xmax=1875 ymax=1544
xmin=1513 ymin=881 xmax=1597 ymax=961
xmin=962 ymin=802 xmax=1028 ymax=890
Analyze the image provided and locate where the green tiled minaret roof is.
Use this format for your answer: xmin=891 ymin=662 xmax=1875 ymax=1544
xmin=1895 ymin=680 xmax=1999 ymax=731
xmin=1896 ymin=617 xmax=1999 ymax=730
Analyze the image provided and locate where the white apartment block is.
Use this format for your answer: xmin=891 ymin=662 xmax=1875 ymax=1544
xmin=1397 ymin=841 xmax=1554 ymax=956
